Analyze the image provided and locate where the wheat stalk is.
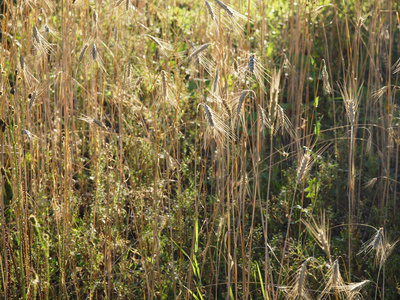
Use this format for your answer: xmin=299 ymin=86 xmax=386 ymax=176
xmin=213 ymin=68 xmax=219 ymax=93
xmin=203 ymin=104 xmax=215 ymax=127
xmin=215 ymin=0 xmax=233 ymax=16
xmin=91 ymin=43 xmax=97 ymax=60
xmin=187 ymin=43 xmax=212 ymax=61
xmin=19 ymin=54 xmax=25 ymax=70
xmin=302 ymin=211 xmax=331 ymax=259
xmin=248 ymin=55 xmax=255 ymax=74
xmin=198 ymin=103 xmax=235 ymax=145
xmin=358 ymin=227 xmax=399 ymax=268
xmin=321 ymin=59 xmax=332 ymax=95
xmin=205 ymin=1 xmax=215 ymax=21
xmin=28 ymin=91 xmax=37 ymax=109
xmin=321 ymin=259 xmax=349 ymax=299
xmin=32 ymin=25 xmax=53 ymax=54
xmin=33 ymin=25 xmax=40 ymax=44
xmin=235 ymin=90 xmax=249 ymax=119
xmin=285 ymin=258 xmax=316 ymax=300
xmin=338 ymin=80 xmax=362 ymax=125
xmin=78 ymin=43 xmax=89 ymax=62
xmin=258 ymin=104 xmax=271 ymax=130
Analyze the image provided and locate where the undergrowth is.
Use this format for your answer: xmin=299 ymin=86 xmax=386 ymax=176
xmin=1 ymin=0 xmax=400 ymax=299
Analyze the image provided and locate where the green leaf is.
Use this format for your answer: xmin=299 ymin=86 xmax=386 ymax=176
xmin=195 ymin=218 xmax=199 ymax=254
xmin=314 ymin=96 xmax=319 ymax=108
xmin=256 ymin=262 xmax=267 ymax=299
xmin=310 ymin=55 xmax=315 ymax=66
xmin=314 ymin=120 xmax=320 ymax=137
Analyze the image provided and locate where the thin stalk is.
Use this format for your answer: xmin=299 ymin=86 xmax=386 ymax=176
xmin=264 ymin=134 xmax=273 ymax=299
xmin=275 ymin=183 xmax=299 ymax=299
xmin=375 ymin=265 xmax=381 ymax=300
xmin=1 ymin=129 xmax=7 ymax=299
xmin=348 ymin=124 xmax=354 ymax=279
xmin=9 ymin=126 xmax=26 ymax=299
xmin=383 ymin=263 xmax=385 ymax=300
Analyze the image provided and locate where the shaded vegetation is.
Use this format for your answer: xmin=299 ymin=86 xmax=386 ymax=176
xmin=1 ymin=0 xmax=400 ymax=299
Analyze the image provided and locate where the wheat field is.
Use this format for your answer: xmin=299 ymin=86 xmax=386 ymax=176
xmin=1 ymin=0 xmax=400 ymax=299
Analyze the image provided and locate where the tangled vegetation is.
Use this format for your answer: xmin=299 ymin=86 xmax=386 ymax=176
xmin=1 ymin=0 xmax=400 ymax=299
